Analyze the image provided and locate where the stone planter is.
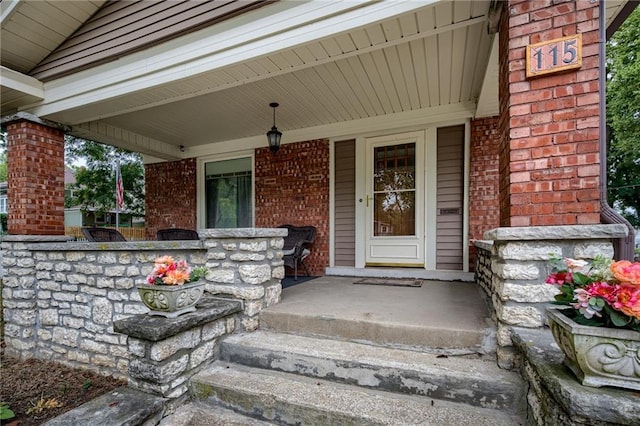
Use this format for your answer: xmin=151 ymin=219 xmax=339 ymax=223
xmin=137 ymin=281 xmax=205 ymax=318
xmin=546 ymin=307 xmax=640 ymax=391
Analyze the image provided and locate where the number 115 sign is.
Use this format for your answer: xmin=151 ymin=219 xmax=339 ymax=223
xmin=526 ymin=34 xmax=582 ymax=78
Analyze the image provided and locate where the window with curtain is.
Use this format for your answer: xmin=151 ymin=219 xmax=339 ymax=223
xmin=204 ymin=158 xmax=252 ymax=228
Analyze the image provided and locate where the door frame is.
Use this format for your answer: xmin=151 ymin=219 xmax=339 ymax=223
xmin=330 ymin=120 xmax=470 ymax=273
xmin=363 ymin=131 xmax=426 ymax=266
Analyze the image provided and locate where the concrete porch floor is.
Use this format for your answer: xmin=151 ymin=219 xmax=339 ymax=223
xmin=261 ymin=276 xmax=497 ymax=354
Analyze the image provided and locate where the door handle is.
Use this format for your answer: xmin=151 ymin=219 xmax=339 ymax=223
xmin=366 ymin=195 xmax=372 ymax=207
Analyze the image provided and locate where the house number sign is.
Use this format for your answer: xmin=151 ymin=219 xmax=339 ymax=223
xmin=526 ymin=34 xmax=582 ymax=78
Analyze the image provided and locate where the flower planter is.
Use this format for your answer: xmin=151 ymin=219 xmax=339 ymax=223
xmin=546 ymin=307 xmax=640 ymax=391
xmin=137 ymin=280 xmax=205 ymax=318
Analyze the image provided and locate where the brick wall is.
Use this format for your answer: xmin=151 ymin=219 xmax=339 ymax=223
xmin=144 ymin=159 xmax=197 ymax=240
xmin=498 ymin=9 xmax=511 ymax=227
xmin=499 ymin=0 xmax=601 ymax=226
xmin=469 ymin=117 xmax=501 ymax=269
xmin=6 ymin=120 xmax=65 ymax=235
xmin=255 ymin=140 xmax=330 ymax=277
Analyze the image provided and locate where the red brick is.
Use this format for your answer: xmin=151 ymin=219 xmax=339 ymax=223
xmin=145 ymin=159 xmax=197 ymax=240
xmin=5 ymin=120 xmax=65 ymax=235
xmin=255 ymin=140 xmax=330 ymax=277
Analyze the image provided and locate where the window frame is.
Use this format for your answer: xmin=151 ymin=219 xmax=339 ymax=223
xmin=197 ymin=151 xmax=255 ymax=230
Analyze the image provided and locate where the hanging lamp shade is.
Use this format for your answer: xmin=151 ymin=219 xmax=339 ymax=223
xmin=266 ymin=102 xmax=282 ymax=153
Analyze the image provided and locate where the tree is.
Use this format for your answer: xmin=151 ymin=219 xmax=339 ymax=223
xmin=0 ymin=150 xmax=7 ymax=182
xmin=606 ymin=7 xmax=640 ymax=228
xmin=65 ymin=136 xmax=145 ymax=217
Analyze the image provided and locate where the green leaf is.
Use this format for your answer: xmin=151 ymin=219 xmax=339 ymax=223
xmin=608 ymin=309 xmax=631 ymax=327
xmin=0 ymin=402 xmax=15 ymax=420
xmin=572 ymin=272 xmax=592 ymax=286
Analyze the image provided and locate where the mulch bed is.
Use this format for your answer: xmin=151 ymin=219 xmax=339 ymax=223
xmin=0 ymin=354 xmax=126 ymax=425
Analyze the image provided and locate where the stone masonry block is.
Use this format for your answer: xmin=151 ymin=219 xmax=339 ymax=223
xmin=150 ymin=329 xmax=201 ymax=362
xmin=241 ymin=315 xmax=259 ymax=332
xmin=271 ymin=238 xmax=284 ymax=249
xmin=239 ymin=241 xmax=267 ymax=252
xmin=573 ymin=242 xmax=614 ymax=259
xmin=495 ymin=280 xmax=559 ymax=303
xmin=272 ymin=266 xmax=285 ymax=280
xmin=244 ymin=300 xmax=264 ymax=317
xmin=492 ymin=261 xmax=540 ymax=280
xmin=264 ymin=282 xmax=282 ymax=307
xmin=67 ymin=274 xmax=88 ymax=284
xmin=54 ymin=263 xmax=72 ymax=272
xmin=230 ymin=253 xmax=266 ymax=262
xmin=208 ymin=269 xmax=235 ymax=284
xmin=12 ymin=309 xmax=36 ymax=326
xmin=92 ymin=298 xmax=113 ymax=325
xmin=75 ymin=264 xmax=103 ymax=275
xmin=52 ymin=327 xmax=79 ymax=347
xmin=498 ymin=242 xmax=562 ymax=261
xmin=128 ymin=338 xmax=149 ymax=358
xmin=189 ymin=341 xmax=216 ymax=370
xmin=206 ymin=283 xmax=264 ymax=300
xmin=97 ymin=253 xmax=118 ymax=264
xmin=238 ymin=264 xmax=271 ymax=284
xmin=128 ymin=355 xmax=189 ymax=384
xmin=80 ymin=339 xmax=108 ymax=354
xmin=202 ymin=319 xmax=227 ymax=341
xmin=497 ymin=304 xmax=544 ymax=327
xmin=105 ymin=266 xmax=127 ymax=277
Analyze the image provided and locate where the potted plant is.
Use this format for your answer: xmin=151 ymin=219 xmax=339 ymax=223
xmin=137 ymin=256 xmax=208 ymax=318
xmin=545 ymin=255 xmax=640 ymax=390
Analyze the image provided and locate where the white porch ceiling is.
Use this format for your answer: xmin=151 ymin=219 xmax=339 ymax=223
xmin=0 ymin=1 xmax=631 ymax=161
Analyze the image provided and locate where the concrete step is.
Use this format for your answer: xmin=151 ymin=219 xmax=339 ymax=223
xmin=220 ymin=331 xmax=526 ymax=413
xmin=260 ymin=278 xmax=496 ymax=352
xmin=191 ymin=362 xmax=526 ymax=426
xmin=159 ymin=401 xmax=275 ymax=426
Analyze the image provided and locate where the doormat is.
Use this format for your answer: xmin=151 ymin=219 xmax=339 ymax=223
xmin=353 ymin=278 xmax=423 ymax=287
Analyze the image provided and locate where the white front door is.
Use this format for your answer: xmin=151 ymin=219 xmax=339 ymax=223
xmin=364 ymin=132 xmax=424 ymax=266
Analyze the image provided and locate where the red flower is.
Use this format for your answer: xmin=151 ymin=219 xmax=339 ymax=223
xmin=545 ymin=271 xmax=572 ymax=285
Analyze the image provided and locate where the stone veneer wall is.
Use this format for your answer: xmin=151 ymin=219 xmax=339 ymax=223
xmin=1 ymin=228 xmax=285 ymax=378
xmin=475 ymin=224 xmax=628 ymax=369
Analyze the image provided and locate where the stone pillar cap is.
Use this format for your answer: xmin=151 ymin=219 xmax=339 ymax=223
xmin=484 ymin=224 xmax=628 ymax=241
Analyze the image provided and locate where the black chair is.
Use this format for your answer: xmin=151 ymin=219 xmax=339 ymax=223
xmin=157 ymin=228 xmax=199 ymax=241
xmin=278 ymin=224 xmax=317 ymax=280
xmin=81 ymin=227 xmax=126 ymax=242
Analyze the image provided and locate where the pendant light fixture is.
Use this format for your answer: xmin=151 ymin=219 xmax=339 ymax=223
xmin=266 ymin=102 xmax=282 ymax=154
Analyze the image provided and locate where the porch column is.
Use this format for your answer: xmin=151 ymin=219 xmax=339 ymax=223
xmin=3 ymin=114 xmax=66 ymax=235
xmin=498 ymin=0 xmax=601 ymax=227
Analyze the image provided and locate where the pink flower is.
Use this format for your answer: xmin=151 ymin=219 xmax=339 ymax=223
xmin=611 ymin=260 xmax=640 ymax=286
xmin=571 ymin=288 xmax=602 ymax=319
xmin=585 ymin=281 xmax=617 ymax=303
xmin=564 ymin=258 xmax=588 ymax=271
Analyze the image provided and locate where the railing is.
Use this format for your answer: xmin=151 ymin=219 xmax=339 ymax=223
xmin=65 ymin=226 xmax=147 ymax=241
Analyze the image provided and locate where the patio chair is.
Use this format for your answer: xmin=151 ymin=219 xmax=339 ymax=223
xmin=157 ymin=228 xmax=200 ymax=241
xmin=81 ymin=227 xmax=127 ymax=242
xmin=278 ymin=224 xmax=316 ymax=280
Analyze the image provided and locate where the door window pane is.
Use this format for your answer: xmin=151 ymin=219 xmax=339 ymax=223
xmin=205 ymin=158 xmax=252 ymax=228
xmin=373 ymin=143 xmax=416 ymax=236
